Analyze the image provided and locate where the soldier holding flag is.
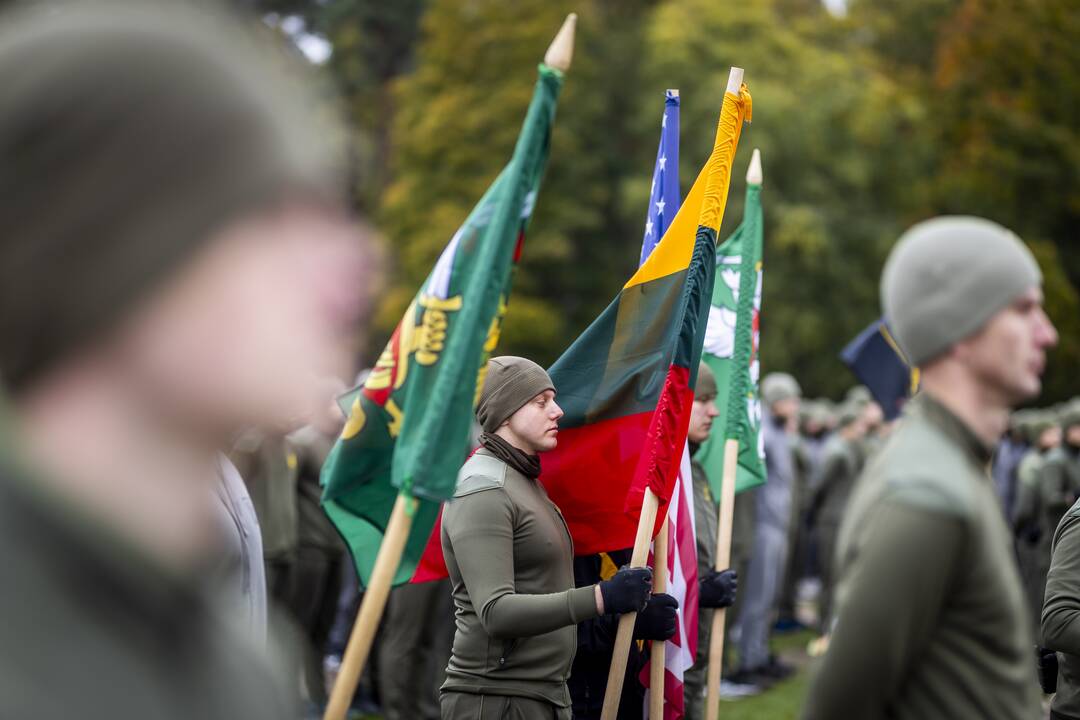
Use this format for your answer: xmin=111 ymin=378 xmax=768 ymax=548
xmin=440 ymin=356 xmax=659 ymax=720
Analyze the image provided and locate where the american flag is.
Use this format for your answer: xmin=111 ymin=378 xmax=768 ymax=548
xmin=638 ymin=89 xmax=699 ymax=719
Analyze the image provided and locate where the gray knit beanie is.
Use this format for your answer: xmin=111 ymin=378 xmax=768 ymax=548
xmin=881 ymin=216 xmax=1041 ymax=367
xmin=476 ymin=357 xmax=555 ymax=432
xmin=761 ymin=372 xmax=801 ymax=407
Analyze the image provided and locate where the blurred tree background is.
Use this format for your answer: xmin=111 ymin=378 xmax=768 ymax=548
xmin=256 ymin=0 xmax=1079 ymax=402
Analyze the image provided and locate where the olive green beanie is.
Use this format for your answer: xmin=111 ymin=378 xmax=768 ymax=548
xmin=476 ymin=357 xmax=555 ymax=433
xmin=0 ymin=2 xmax=344 ymax=393
xmin=695 ymin=362 xmax=718 ymax=402
xmin=881 ymin=216 xmax=1041 ymax=367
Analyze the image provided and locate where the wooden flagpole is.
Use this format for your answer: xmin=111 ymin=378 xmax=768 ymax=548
xmin=323 ymin=15 xmax=577 ymax=720
xmin=704 ymin=145 xmax=762 ymax=720
xmin=704 ymin=439 xmax=739 ymax=720
xmin=649 ymin=516 xmax=670 ymax=718
xmin=601 ymin=487 xmax=660 ymax=720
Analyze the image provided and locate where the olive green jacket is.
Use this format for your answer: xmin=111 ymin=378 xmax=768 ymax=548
xmin=286 ymin=425 xmax=343 ymax=552
xmin=1043 ymin=496 xmax=1080 ymax=719
xmin=441 ymin=449 xmax=599 ymax=707
xmin=0 ymin=455 xmax=296 ymax=720
xmin=802 ymin=394 xmax=1040 ymax=720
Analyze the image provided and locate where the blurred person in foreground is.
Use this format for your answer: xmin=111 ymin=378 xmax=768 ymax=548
xmin=0 ymin=3 xmax=373 ymax=719
xmin=802 ymin=217 xmax=1057 ymax=720
xmin=440 ymin=357 xmax=656 ymax=720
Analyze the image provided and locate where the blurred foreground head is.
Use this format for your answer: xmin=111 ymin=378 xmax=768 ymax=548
xmin=0 ymin=2 xmax=373 ymax=566
xmin=0 ymin=1 xmax=372 ymax=433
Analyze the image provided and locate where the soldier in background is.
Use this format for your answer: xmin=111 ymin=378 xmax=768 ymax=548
xmin=0 ymin=3 xmax=372 ymax=718
xmin=1014 ymin=412 xmax=1063 ymax=633
xmin=808 ymin=403 xmax=864 ymax=634
xmin=732 ymin=373 xmax=801 ymax=684
xmin=288 ymin=378 xmax=350 ymax=709
xmin=802 ymin=216 xmax=1057 ymax=720
xmin=993 ymin=411 xmax=1033 ymax=519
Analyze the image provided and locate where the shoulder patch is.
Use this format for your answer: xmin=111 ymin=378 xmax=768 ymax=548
xmin=453 ymin=453 xmax=508 ymax=497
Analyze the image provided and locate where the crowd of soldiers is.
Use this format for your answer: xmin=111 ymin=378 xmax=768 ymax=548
xmin=2 ymin=3 xmax=1079 ymax=720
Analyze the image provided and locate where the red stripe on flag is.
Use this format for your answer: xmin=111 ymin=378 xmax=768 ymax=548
xmin=626 ymin=364 xmax=693 ymax=537
xmin=410 ymin=511 xmax=448 ymax=583
xmin=540 ymin=410 xmax=655 ymax=555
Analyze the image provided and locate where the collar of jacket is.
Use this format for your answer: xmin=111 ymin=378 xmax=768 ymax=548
xmin=913 ymin=392 xmax=994 ymax=467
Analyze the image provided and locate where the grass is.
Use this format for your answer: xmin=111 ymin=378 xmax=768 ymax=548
xmin=713 ymin=629 xmax=815 ymax=720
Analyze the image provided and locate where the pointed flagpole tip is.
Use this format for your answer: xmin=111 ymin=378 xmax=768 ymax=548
xmin=747 ymin=148 xmax=763 ymax=186
xmin=725 ymin=67 xmax=745 ymax=95
xmin=544 ymin=13 xmax=577 ymax=72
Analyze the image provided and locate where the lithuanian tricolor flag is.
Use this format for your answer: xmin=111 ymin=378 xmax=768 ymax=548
xmin=541 ymin=83 xmax=752 ymax=555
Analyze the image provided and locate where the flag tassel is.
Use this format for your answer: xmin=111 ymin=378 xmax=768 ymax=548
xmin=601 ymin=488 xmax=661 ymax=720
xmin=324 ymin=492 xmax=417 ymax=720
xmin=649 ymin=516 xmax=670 ymax=718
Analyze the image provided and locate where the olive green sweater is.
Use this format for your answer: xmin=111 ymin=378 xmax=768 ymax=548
xmin=1042 ymin=497 xmax=1080 ymax=718
xmin=802 ymin=394 xmax=1040 ymax=720
xmin=440 ymin=449 xmax=599 ymax=706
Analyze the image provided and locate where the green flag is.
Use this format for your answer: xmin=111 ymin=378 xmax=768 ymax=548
xmin=695 ymin=176 xmax=765 ymax=496
xmin=321 ymin=64 xmax=564 ymax=587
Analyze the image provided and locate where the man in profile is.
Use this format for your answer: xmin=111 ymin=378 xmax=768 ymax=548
xmin=802 ymin=217 xmax=1057 ymax=720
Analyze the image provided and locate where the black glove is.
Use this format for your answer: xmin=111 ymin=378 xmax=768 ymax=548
xmin=700 ymin=568 xmax=737 ymax=609
xmin=1037 ymin=645 xmax=1058 ymax=694
xmin=634 ymin=593 xmax=679 ymax=641
xmin=599 ymin=566 xmax=653 ymax=615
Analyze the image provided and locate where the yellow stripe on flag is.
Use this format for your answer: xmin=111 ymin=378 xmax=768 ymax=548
xmin=625 ymin=87 xmax=752 ymax=290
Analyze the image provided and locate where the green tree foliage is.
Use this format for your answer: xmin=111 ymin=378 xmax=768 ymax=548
xmin=377 ymin=0 xmax=654 ymax=366
xmin=292 ymin=0 xmax=1077 ymax=401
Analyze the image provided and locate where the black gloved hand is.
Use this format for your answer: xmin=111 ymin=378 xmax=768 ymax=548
xmin=700 ymin=568 xmax=738 ymax=609
xmin=1037 ymin=645 xmax=1058 ymax=694
xmin=633 ymin=593 xmax=679 ymax=641
xmin=599 ymin=566 xmax=653 ymax=615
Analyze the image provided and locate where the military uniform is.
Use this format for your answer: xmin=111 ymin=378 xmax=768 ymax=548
xmin=440 ymin=448 xmax=599 ymax=719
xmin=0 ymin=455 xmax=296 ymax=720
xmin=801 ymin=395 xmax=1041 ymax=719
xmin=808 ymin=433 xmax=861 ymax=632
xmin=684 ymin=459 xmax=718 ymax=719
xmin=1041 ymin=497 xmax=1080 ymax=719
xmin=380 ymin=579 xmax=455 ymax=720
xmin=287 ymin=425 xmax=346 ymax=705
xmin=737 ymin=408 xmax=796 ymax=672
xmin=1013 ymin=446 xmax=1051 ymax=632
